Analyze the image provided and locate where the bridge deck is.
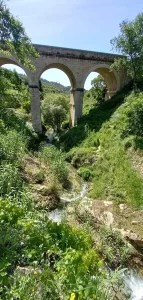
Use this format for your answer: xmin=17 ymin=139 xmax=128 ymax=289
xmin=33 ymin=44 xmax=124 ymax=62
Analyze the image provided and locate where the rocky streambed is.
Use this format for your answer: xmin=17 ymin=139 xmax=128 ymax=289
xmin=48 ymin=173 xmax=143 ymax=299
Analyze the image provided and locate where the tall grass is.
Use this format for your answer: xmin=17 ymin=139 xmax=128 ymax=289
xmin=62 ymin=90 xmax=143 ymax=208
xmin=39 ymin=145 xmax=69 ymax=184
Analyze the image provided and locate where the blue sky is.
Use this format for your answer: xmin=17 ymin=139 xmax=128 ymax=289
xmin=4 ymin=0 xmax=143 ymax=89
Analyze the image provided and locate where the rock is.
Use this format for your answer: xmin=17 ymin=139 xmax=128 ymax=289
xmin=104 ymin=200 xmax=113 ymax=207
xmin=120 ymin=230 xmax=143 ymax=252
xmin=100 ymin=211 xmax=114 ymax=226
xmin=127 ymin=236 xmax=143 ymax=251
xmin=119 ymin=203 xmax=127 ymax=210
xmin=131 ymin=220 xmax=138 ymax=225
xmin=66 ymin=206 xmax=75 ymax=214
xmin=77 ymin=199 xmax=114 ymax=227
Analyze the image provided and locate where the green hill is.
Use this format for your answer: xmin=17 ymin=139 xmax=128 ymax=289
xmin=40 ymin=78 xmax=71 ymax=94
xmin=60 ymin=83 xmax=143 ymax=209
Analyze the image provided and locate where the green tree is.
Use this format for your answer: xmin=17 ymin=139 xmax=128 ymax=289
xmin=42 ymin=102 xmax=67 ymax=132
xmin=0 ymin=0 xmax=38 ymax=69
xmin=91 ymin=75 xmax=107 ymax=104
xmin=41 ymin=93 xmax=69 ymax=131
xmin=111 ymin=13 xmax=143 ymax=91
xmin=0 ymin=68 xmax=31 ymax=109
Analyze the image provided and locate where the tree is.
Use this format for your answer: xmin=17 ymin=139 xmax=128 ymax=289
xmin=111 ymin=13 xmax=143 ymax=91
xmin=42 ymin=103 xmax=67 ymax=132
xmin=41 ymin=94 xmax=69 ymax=131
xmin=91 ymin=75 xmax=107 ymax=104
xmin=0 ymin=0 xmax=38 ymax=69
xmin=0 ymin=68 xmax=31 ymax=109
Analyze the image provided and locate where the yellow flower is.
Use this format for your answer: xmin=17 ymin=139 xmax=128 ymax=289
xmin=17 ymin=266 xmax=20 ymax=269
xmin=13 ymin=290 xmax=17 ymax=293
xmin=70 ymin=293 xmax=75 ymax=300
xmin=32 ymin=288 xmax=35 ymax=293
xmin=33 ymin=271 xmax=37 ymax=275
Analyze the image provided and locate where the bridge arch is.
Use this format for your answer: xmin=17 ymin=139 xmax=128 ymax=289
xmin=38 ymin=63 xmax=80 ymax=128
xmin=38 ymin=63 xmax=76 ymax=89
xmin=0 ymin=57 xmax=32 ymax=81
xmin=83 ymin=63 xmax=120 ymax=99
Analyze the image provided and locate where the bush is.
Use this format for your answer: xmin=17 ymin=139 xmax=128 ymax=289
xmin=0 ymin=130 xmax=27 ymax=164
xmin=67 ymin=147 xmax=96 ymax=168
xmin=98 ymin=228 xmax=130 ymax=268
xmin=41 ymin=93 xmax=69 ymax=131
xmin=124 ymin=92 xmax=143 ymax=136
xmin=22 ymin=99 xmax=31 ymax=113
xmin=0 ymin=163 xmax=24 ymax=197
xmin=39 ymin=145 xmax=69 ymax=184
xmin=78 ymin=167 xmax=94 ymax=181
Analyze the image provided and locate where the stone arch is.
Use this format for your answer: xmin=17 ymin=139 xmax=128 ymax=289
xmin=0 ymin=56 xmax=32 ymax=82
xmin=38 ymin=63 xmax=76 ymax=89
xmin=83 ymin=63 xmax=120 ymax=99
xmin=38 ymin=63 xmax=79 ymax=128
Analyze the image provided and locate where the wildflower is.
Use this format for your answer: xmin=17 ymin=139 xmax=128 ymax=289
xmin=70 ymin=293 xmax=75 ymax=300
xmin=13 ymin=290 xmax=17 ymax=293
xmin=17 ymin=266 xmax=20 ymax=269
xmin=33 ymin=271 xmax=37 ymax=275
xmin=32 ymin=288 xmax=35 ymax=293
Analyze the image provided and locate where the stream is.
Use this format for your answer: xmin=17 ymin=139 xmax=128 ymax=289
xmin=48 ymin=180 xmax=143 ymax=300
xmin=48 ymin=182 xmax=88 ymax=223
xmin=46 ymin=134 xmax=143 ymax=299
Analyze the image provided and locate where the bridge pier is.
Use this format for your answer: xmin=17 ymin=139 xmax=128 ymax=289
xmin=105 ymin=90 xmax=117 ymax=100
xmin=70 ymin=88 xmax=84 ymax=126
xmin=29 ymin=86 xmax=42 ymax=133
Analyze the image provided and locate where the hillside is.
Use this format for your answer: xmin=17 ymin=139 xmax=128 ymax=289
xmin=60 ymin=83 xmax=143 ymax=240
xmin=41 ymin=78 xmax=71 ymax=94
xmin=1 ymin=67 xmax=143 ymax=298
xmin=18 ymin=73 xmax=71 ymax=94
xmin=1 ymin=68 xmax=128 ymax=299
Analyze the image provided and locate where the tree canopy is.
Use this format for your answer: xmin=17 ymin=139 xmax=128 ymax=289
xmin=91 ymin=75 xmax=107 ymax=104
xmin=111 ymin=13 xmax=143 ymax=90
xmin=41 ymin=94 xmax=69 ymax=131
xmin=0 ymin=0 xmax=38 ymax=69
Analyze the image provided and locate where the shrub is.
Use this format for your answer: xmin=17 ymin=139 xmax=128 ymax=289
xmin=39 ymin=145 xmax=69 ymax=184
xmin=78 ymin=167 xmax=94 ymax=181
xmin=68 ymin=147 xmax=96 ymax=168
xmin=0 ymin=130 xmax=27 ymax=164
xmin=22 ymin=99 xmax=31 ymax=113
xmin=98 ymin=228 xmax=130 ymax=268
xmin=0 ymin=163 xmax=24 ymax=197
xmin=41 ymin=93 xmax=69 ymax=131
xmin=124 ymin=92 xmax=143 ymax=136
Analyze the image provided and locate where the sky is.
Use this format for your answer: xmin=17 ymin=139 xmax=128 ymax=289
xmin=4 ymin=0 xmax=143 ymax=89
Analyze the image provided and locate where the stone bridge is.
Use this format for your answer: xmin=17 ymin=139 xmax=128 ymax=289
xmin=0 ymin=44 xmax=127 ymax=133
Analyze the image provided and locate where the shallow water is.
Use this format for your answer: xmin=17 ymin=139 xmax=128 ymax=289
xmin=48 ymin=208 xmax=63 ymax=223
xmin=47 ymin=147 xmax=143 ymax=299
xmin=125 ymin=271 xmax=143 ymax=300
xmin=48 ymin=182 xmax=88 ymax=223
xmin=60 ymin=182 xmax=88 ymax=203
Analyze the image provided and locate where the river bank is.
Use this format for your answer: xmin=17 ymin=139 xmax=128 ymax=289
xmin=47 ymin=165 xmax=143 ymax=299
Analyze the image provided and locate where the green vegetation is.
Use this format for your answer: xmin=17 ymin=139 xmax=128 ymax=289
xmin=0 ymin=97 xmax=120 ymax=298
xmin=0 ymin=109 xmax=124 ymax=299
xmin=41 ymin=78 xmax=70 ymax=94
xmin=0 ymin=0 xmax=38 ymax=69
xmin=39 ymin=144 xmax=69 ymax=185
xmin=1 ymin=3 xmax=143 ymax=298
xmin=41 ymin=93 xmax=69 ymax=131
xmin=111 ymin=13 xmax=143 ymax=90
xmin=0 ymin=68 xmax=31 ymax=111
xmin=90 ymin=75 xmax=107 ymax=105
xmin=61 ymin=86 xmax=143 ymax=207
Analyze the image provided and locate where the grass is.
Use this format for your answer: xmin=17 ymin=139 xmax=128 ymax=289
xmin=1 ymin=70 xmax=142 ymax=298
xmin=60 ymin=86 xmax=143 ymax=208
